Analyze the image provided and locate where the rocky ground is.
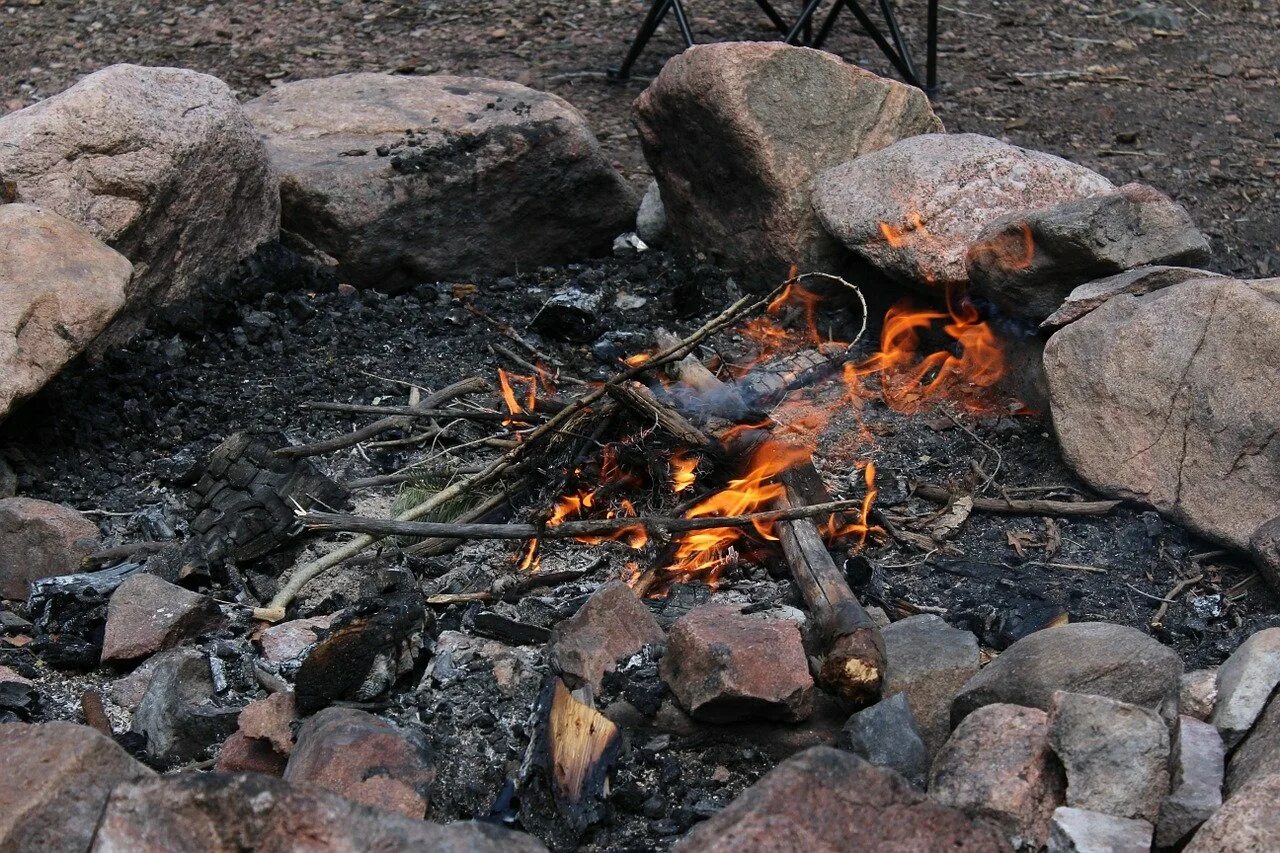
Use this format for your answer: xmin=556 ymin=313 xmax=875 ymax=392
xmin=3 ymin=0 xmax=1277 ymax=279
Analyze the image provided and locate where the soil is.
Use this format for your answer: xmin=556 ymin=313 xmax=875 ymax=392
xmin=3 ymin=0 xmax=1278 ymax=277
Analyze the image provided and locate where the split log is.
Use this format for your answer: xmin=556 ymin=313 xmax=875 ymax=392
xmin=911 ymin=483 xmax=1121 ymax=516
xmin=777 ymin=462 xmax=885 ymax=707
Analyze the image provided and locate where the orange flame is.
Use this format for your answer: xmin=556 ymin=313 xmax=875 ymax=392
xmin=969 ymin=223 xmax=1035 ymax=273
xmin=671 ymin=452 xmax=698 ymax=493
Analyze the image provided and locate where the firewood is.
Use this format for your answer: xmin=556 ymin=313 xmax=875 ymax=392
xmin=257 ymin=284 xmax=791 ymax=621
xmin=606 ymin=380 xmax=715 ymax=450
xmin=777 ymin=462 xmax=885 ymax=707
xmin=911 ymin=482 xmax=1121 ymax=516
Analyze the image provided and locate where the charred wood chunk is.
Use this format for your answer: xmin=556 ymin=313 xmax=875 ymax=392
xmin=184 ymin=432 xmax=349 ymax=574
xmin=735 ymin=348 xmax=841 ymax=409
xmin=294 ymin=577 xmax=428 ymax=714
xmin=27 ymin=561 xmax=148 ymax=669
xmin=519 ymin=676 xmax=621 ymax=840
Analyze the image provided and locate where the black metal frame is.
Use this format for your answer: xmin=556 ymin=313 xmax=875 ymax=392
xmin=610 ymin=0 xmax=939 ymax=95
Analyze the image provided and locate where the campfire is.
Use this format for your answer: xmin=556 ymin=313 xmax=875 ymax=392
xmin=2 ymin=36 xmax=1277 ymax=853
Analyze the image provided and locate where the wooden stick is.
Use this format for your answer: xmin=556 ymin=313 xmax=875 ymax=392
xmin=256 ymin=285 xmax=787 ymax=621
xmin=424 ymin=566 xmax=592 ymax=606
xmin=404 ymin=481 xmax=526 ymax=557
xmin=911 ymin=483 xmax=1121 ymax=516
xmin=302 ymin=401 xmax=534 ymax=424
xmin=302 ymin=497 xmax=869 ymax=540
xmin=778 ymin=463 xmax=885 ymax=707
xmin=606 ymin=381 xmax=715 ymax=450
xmin=275 ymin=377 xmax=491 ymax=459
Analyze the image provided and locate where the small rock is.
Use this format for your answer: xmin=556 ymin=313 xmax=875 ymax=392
xmin=95 ymin=772 xmax=546 ymax=852
xmin=660 ymin=605 xmax=814 ymax=723
xmin=1211 ymin=626 xmax=1280 ymax=748
xmin=839 ymin=692 xmax=930 ymax=789
xmin=1156 ymin=716 xmax=1224 ymax=846
xmin=548 ymin=581 xmax=664 ymax=693
xmin=814 ymin=133 xmax=1114 ymax=288
xmin=1250 ymin=516 xmax=1280 ymax=596
xmin=1185 ymin=770 xmax=1280 ymax=852
xmin=1040 ymin=265 xmax=1225 ymax=330
xmin=257 ymin=614 xmax=334 ymax=663
xmin=101 ymin=573 xmax=224 ymax=662
xmin=130 ymin=647 xmax=239 ymax=765
xmin=530 ymin=288 xmax=604 ymax=343
xmin=0 ymin=722 xmax=154 ymax=852
xmin=1048 ymin=691 xmax=1171 ymax=822
xmin=215 ymin=731 xmax=288 ymax=777
xmin=1180 ymin=667 xmax=1219 ymax=722
xmin=1225 ymin=688 xmax=1280 ymax=795
xmin=0 ymin=664 xmax=32 ymax=685
xmin=674 ymin=746 xmax=1009 ymax=851
xmin=635 ymin=42 xmax=941 ymax=286
xmin=0 ymin=497 xmax=101 ymax=600
xmin=237 ymin=691 xmax=296 ymax=754
xmin=0 ymin=204 xmax=131 ymax=422
xmin=929 ymin=703 xmax=1065 ymax=847
xmin=1048 ymin=807 xmax=1153 ymax=853
xmin=951 ymin=622 xmax=1182 ymax=728
xmin=636 ymin=179 xmax=667 ymax=245
xmin=107 ymin=650 xmax=172 ymax=710
xmin=284 ymin=707 xmax=433 ymax=818
xmin=881 ymin=614 xmax=980 ymax=756
xmin=967 ymin=183 xmax=1210 ymax=323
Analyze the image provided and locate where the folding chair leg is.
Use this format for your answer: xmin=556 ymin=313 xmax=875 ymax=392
xmin=784 ymin=0 xmax=825 ymax=44
xmin=669 ymin=0 xmax=696 ymax=47
xmin=610 ymin=0 xmax=675 ymax=81
xmin=926 ymin=0 xmax=938 ymax=93
xmin=839 ymin=0 xmax=920 ymax=86
xmin=876 ymin=0 xmax=919 ymax=84
xmin=752 ymin=0 xmax=793 ymax=36
xmin=811 ymin=1 xmax=844 ymax=48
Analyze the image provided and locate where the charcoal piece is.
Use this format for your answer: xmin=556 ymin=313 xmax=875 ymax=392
xmin=294 ymin=574 xmax=429 ymax=714
xmin=0 ymin=679 xmax=41 ymax=723
xmin=470 ymin=611 xmax=550 ymax=646
xmin=651 ymin=582 xmax=712 ymax=628
xmin=27 ymin=561 xmax=147 ymax=668
xmin=531 ymin=288 xmax=604 ymax=343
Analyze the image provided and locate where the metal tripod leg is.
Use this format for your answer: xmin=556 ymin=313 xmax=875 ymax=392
xmin=610 ymin=0 xmax=675 ymax=82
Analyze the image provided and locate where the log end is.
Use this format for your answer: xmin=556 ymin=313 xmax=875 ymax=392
xmin=253 ymin=606 xmax=287 ymax=623
xmin=818 ymin=630 xmax=885 ymax=708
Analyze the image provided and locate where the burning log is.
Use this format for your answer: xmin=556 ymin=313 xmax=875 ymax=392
xmin=777 ymin=462 xmax=886 ymax=707
xmin=911 ymin=482 xmax=1121 ymax=516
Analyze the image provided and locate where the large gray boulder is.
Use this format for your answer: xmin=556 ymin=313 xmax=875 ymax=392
xmin=814 ymin=133 xmax=1113 ymax=288
xmin=951 ymin=622 xmax=1182 ymax=728
xmin=967 ymin=183 xmax=1211 ymax=323
xmin=244 ymin=72 xmax=635 ymax=291
xmin=634 ymin=42 xmax=941 ymax=287
xmin=0 ymin=64 xmax=279 ymax=343
xmin=1044 ymin=276 xmax=1280 ymax=549
xmin=0 ymin=204 xmax=131 ymax=422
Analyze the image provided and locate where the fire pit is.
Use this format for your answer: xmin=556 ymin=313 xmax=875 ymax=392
xmin=2 ymin=39 xmax=1278 ymax=853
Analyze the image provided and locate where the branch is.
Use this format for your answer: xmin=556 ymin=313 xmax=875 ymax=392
xmin=911 ymin=483 xmax=1121 ymax=516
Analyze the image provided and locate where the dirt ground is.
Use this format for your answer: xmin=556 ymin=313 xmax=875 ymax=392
xmin=3 ymin=0 xmax=1278 ymax=277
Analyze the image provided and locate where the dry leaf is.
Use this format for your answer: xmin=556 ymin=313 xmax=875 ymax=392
xmin=929 ymin=496 xmax=973 ymax=540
